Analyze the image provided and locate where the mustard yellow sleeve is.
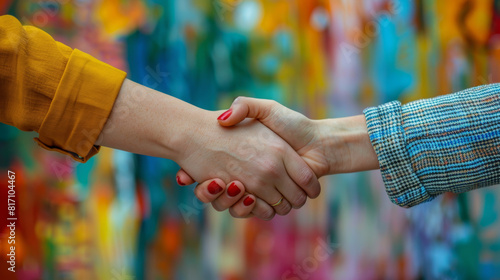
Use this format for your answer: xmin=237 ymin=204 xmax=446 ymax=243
xmin=0 ymin=15 xmax=126 ymax=162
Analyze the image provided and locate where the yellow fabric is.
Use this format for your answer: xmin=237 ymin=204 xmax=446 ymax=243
xmin=0 ymin=15 xmax=126 ymax=162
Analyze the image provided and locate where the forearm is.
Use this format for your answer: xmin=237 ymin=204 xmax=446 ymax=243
xmin=95 ymin=79 xmax=199 ymax=162
xmin=315 ymin=115 xmax=379 ymax=175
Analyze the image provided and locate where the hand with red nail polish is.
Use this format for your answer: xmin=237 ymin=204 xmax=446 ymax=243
xmin=187 ymin=178 xmax=258 ymax=218
xmin=98 ymin=80 xmax=325 ymax=220
xmin=177 ymin=172 xmax=270 ymax=219
xmin=207 ymin=181 xmax=258 ymax=217
xmin=78 ymin=78 xmax=319 ymax=221
xmin=168 ymin=105 xmax=321 ymax=220
xmin=183 ymin=97 xmax=378 ymax=219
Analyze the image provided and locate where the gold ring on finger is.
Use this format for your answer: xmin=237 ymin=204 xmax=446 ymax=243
xmin=271 ymin=197 xmax=284 ymax=207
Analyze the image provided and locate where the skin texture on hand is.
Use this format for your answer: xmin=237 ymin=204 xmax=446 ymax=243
xmin=180 ymin=97 xmax=379 ymax=219
xmin=219 ymin=97 xmax=379 ymax=175
xmin=173 ymin=110 xmax=321 ymax=217
xmin=96 ymin=80 xmax=320 ymax=219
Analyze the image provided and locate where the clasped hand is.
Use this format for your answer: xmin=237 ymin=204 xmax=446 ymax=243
xmin=175 ymin=97 xmax=345 ymax=220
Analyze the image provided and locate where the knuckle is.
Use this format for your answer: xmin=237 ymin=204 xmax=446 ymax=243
xmin=276 ymin=201 xmax=292 ymax=216
xmin=268 ymin=101 xmax=285 ymax=119
xmin=274 ymin=143 xmax=288 ymax=155
xmin=235 ymin=96 xmax=245 ymax=102
xmin=259 ymin=207 xmax=276 ymax=221
xmin=259 ymin=159 xmax=281 ymax=177
xmin=261 ymin=100 xmax=278 ymax=117
xmin=269 ymin=99 xmax=280 ymax=108
xmin=311 ymin=186 xmax=321 ymax=198
xmin=244 ymin=178 xmax=263 ymax=194
xmin=298 ymin=168 xmax=316 ymax=188
xmin=291 ymin=192 xmax=307 ymax=208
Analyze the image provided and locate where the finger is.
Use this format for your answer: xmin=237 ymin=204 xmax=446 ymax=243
xmin=193 ymin=179 xmax=225 ymax=203
xmin=251 ymin=197 xmax=276 ymax=220
xmin=176 ymin=169 xmax=196 ymax=186
xmin=217 ymin=97 xmax=277 ymax=127
xmin=211 ymin=181 xmax=246 ymax=211
xmin=217 ymin=97 xmax=307 ymax=151
xmin=283 ymin=148 xmax=321 ymax=199
xmin=268 ymin=190 xmax=293 ymax=216
xmin=275 ymin=166 xmax=308 ymax=209
xmin=228 ymin=193 xmax=256 ymax=218
xmin=219 ymin=97 xmax=319 ymax=163
xmin=245 ymin=179 xmax=293 ymax=216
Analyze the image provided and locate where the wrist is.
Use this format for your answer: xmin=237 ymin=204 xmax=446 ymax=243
xmin=315 ymin=115 xmax=379 ymax=174
xmin=98 ymin=78 xmax=210 ymax=162
xmin=159 ymin=103 xmax=211 ymax=163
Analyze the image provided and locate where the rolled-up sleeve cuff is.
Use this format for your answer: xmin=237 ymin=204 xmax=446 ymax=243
xmin=363 ymin=101 xmax=433 ymax=207
xmin=35 ymin=49 xmax=126 ymax=163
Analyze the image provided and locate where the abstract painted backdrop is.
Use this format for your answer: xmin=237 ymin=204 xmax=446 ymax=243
xmin=1 ymin=0 xmax=500 ymax=279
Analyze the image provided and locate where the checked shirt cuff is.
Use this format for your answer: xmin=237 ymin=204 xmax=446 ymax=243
xmin=364 ymin=101 xmax=433 ymax=208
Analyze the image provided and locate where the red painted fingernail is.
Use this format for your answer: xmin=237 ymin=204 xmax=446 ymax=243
xmin=227 ymin=182 xmax=241 ymax=197
xmin=176 ymin=176 xmax=185 ymax=186
xmin=208 ymin=181 xmax=223 ymax=195
xmin=217 ymin=109 xmax=232 ymax=121
xmin=243 ymin=196 xmax=255 ymax=206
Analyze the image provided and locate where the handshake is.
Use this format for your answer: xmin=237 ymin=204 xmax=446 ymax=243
xmin=173 ymin=97 xmax=380 ymax=220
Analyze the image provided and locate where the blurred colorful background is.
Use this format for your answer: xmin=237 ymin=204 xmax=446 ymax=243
xmin=1 ymin=0 xmax=500 ymax=279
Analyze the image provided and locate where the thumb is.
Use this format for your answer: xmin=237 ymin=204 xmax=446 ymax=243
xmin=217 ymin=97 xmax=314 ymax=153
xmin=217 ymin=97 xmax=278 ymax=127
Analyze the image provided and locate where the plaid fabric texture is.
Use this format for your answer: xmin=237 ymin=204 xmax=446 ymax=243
xmin=364 ymin=84 xmax=500 ymax=208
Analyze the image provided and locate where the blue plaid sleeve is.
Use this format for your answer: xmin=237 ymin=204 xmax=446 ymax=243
xmin=363 ymin=84 xmax=500 ymax=208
